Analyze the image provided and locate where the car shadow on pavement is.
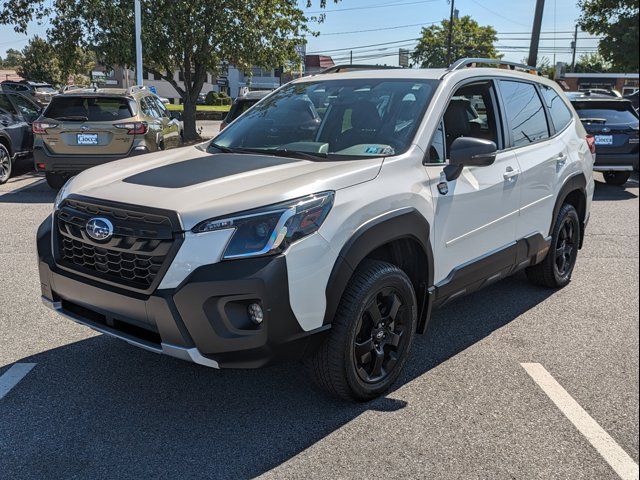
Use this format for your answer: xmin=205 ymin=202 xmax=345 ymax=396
xmin=1 ymin=274 xmax=555 ymax=479
xmin=592 ymin=174 xmax=639 ymax=202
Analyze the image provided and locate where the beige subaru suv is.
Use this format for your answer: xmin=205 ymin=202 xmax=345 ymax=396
xmin=33 ymin=86 xmax=183 ymax=188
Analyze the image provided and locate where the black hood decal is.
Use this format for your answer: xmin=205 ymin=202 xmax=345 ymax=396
xmin=122 ymin=153 xmax=301 ymax=189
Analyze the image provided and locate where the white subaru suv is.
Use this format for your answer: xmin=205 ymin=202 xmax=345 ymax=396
xmin=37 ymin=59 xmax=595 ymax=401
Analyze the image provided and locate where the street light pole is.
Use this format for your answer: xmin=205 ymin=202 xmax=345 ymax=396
xmin=134 ymin=0 xmax=143 ymax=86
xmin=446 ymin=0 xmax=456 ymax=66
xmin=527 ymin=0 xmax=545 ymax=67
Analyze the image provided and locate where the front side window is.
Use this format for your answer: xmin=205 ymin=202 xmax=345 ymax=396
xmin=439 ymin=80 xmax=501 ymax=157
xmin=540 ymin=85 xmax=573 ymax=132
xmin=211 ymin=79 xmax=439 ymax=159
xmin=500 ymin=80 xmax=549 ymax=147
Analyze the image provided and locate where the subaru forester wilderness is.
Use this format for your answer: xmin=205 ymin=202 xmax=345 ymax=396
xmin=33 ymin=86 xmax=182 ymax=189
xmin=37 ymin=59 xmax=595 ymax=401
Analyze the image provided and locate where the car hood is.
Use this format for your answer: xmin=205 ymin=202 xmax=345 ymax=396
xmin=66 ymin=145 xmax=383 ymax=230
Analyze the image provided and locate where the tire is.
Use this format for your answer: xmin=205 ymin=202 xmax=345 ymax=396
xmin=603 ymin=171 xmax=631 ymax=186
xmin=305 ymin=260 xmax=417 ymax=401
xmin=0 ymin=143 xmax=12 ymax=185
xmin=45 ymin=172 xmax=68 ymax=190
xmin=526 ymin=203 xmax=580 ymax=288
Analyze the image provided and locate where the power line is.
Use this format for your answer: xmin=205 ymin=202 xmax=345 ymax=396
xmin=469 ymin=0 xmax=531 ymax=28
xmin=316 ymin=21 xmax=438 ymax=37
xmin=307 ymin=38 xmax=421 ymax=54
xmin=306 ymin=0 xmax=441 ymax=14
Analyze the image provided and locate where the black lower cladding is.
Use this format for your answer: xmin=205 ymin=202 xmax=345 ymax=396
xmin=38 ymin=217 xmax=328 ymax=368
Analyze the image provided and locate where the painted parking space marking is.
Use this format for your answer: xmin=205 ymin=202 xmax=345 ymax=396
xmin=0 ymin=363 xmax=37 ymax=400
xmin=522 ymin=363 xmax=639 ymax=480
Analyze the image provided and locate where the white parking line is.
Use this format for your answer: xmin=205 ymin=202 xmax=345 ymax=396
xmin=0 ymin=363 xmax=37 ymax=400
xmin=522 ymin=363 xmax=639 ymax=480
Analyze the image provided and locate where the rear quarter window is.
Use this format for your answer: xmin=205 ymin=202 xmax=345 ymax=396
xmin=44 ymin=96 xmax=134 ymax=121
xmin=540 ymin=85 xmax=574 ymax=132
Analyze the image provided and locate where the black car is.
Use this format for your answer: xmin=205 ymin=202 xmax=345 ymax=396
xmin=219 ymin=90 xmax=271 ymax=131
xmin=567 ymin=92 xmax=639 ymax=186
xmin=1 ymin=80 xmax=57 ymax=106
xmin=0 ymin=91 xmax=42 ymax=184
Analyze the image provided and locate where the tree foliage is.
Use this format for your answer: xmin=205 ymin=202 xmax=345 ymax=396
xmin=574 ymin=52 xmax=613 ymax=73
xmin=1 ymin=0 xmax=338 ymax=140
xmin=412 ymin=15 xmax=500 ymax=68
xmin=17 ymin=36 xmax=62 ymax=84
xmin=578 ymin=0 xmax=639 ymax=72
xmin=0 ymin=49 xmax=24 ymax=68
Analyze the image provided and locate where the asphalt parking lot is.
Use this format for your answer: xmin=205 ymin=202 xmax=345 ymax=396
xmin=0 ymin=164 xmax=638 ymax=479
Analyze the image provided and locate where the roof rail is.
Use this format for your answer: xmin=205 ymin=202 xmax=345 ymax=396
xmin=127 ymin=85 xmax=147 ymax=95
xmin=320 ymin=64 xmax=401 ymax=74
xmin=448 ymin=58 xmax=540 ymax=75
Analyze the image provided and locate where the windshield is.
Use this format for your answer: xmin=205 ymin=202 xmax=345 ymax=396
xmin=44 ymin=96 xmax=134 ymax=121
xmin=210 ymin=78 xmax=439 ymax=159
xmin=573 ymin=102 xmax=639 ymax=125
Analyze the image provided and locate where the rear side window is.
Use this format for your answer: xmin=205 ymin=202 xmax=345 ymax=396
xmin=499 ymin=80 xmax=549 ymax=147
xmin=0 ymin=93 xmax=16 ymax=114
xmin=540 ymin=85 xmax=573 ymax=132
xmin=44 ymin=96 xmax=133 ymax=121
xmin=572 ymin=101 xmax=639 ymax=125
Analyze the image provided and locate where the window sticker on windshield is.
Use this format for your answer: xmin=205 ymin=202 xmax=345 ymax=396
xmin=363 ymin=145 xmax=395 ymax=155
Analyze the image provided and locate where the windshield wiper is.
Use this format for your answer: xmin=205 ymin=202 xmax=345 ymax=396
xmin=581 ymin=117 xmax=608 ymax=124
xmin=261 ymin=148 xmax=328 ymax=161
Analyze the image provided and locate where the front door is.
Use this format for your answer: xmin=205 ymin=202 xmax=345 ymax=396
xmin=423 ymin=79 xmax=521 ymax=288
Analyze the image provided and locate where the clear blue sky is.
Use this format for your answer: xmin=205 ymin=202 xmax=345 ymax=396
xmin=0 ymin=0 xmax=600 ymax=67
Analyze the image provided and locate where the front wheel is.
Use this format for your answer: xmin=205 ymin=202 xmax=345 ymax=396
xmin=603 ymin=171 xmax=631 ymax=186
xmin=306 ymin=260 xmax=417 ymax=401
xmin=0 ymin=144 xmax=12 ymax=185
xmin=526 ymin=203 xmax=580 ymax=288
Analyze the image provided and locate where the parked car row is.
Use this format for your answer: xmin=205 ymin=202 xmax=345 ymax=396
xmin=0 ymin=85 xmax=183 ymax=186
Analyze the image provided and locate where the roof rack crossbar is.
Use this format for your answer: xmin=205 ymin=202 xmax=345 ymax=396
xmin=127 ymin=85 xmax=147 ymax=95
xmin=448 ymin=58 xmax=540 ymax=75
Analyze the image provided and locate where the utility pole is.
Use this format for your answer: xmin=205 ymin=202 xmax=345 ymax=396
xmin=570 ymin=24 xmax=578 ymax=72
xmin=527 ymin=0 xmax=545 ymax=67
xmin=446 ymin=0 xmax=456 ymax=66
xmin=134 ymin=0 xmax=143 ymax=86
xmin=350 ymin=50 xmax=353 ymax=64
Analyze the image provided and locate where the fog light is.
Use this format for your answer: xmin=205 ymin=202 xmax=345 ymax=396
xmin=247 ymin=303 xmax=264 ymax=325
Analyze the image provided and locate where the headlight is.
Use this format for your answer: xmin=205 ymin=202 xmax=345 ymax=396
xmin=192 ymin=191 xmax=334 ymax=259
xmin=53 ymin=177 xmax=74 ymax=211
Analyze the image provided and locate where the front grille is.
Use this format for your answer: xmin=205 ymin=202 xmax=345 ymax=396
xmin=55 ymin=198 xmax=180 ymax=292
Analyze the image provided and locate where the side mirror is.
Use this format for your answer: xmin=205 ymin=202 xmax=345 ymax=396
xmin=444 ymin=137 xmax=497 ymax=181
xmin=169 ymin=110 xmax=182 ymax=121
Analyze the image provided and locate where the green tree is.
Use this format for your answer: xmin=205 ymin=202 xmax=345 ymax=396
xmin=1 ymin=0 xmax=338 ymax=140
xmin=17 ymin=36 xmax=62 ymax=84
xmin=574 ymin=52 xmax=613 ymax=73
xmin=1 ymin=48 xmax=24 ymax=68
xmin=412 ymin=15 xmax=501 ymax=68
xmin=578 ymin=0 xmax=639 ymax=72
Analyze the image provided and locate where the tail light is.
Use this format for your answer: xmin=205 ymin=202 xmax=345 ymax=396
xmin=114 ymin=121 xmax=148 ymax=135
xmin=219 ymin=121 xmax=227 ymax=131
xmin=32 ymin=122 xmax=57 ymax=134
xmin=586 ymin=134 xmax=596 ymax=155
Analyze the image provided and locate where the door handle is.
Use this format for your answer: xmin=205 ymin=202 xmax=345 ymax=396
xmin=503 ymin=166 xmax=520 ymax=181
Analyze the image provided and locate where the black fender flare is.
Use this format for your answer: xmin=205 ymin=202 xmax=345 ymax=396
xmin=323 ymin=207 xmax=435 ymax=331
xmin=550 ymin=172 xmax=588 ymax=244
xmin=0 ymin=131 xmax=13 ymax=157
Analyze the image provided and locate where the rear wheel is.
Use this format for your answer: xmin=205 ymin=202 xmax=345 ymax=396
xmin=0 ymin=144 xmax=11 ymax=185
xmin=45 ymin=172 xmax=68 ymax=190
xmin=306 ymin=260 xmax=417 ymax=401
xmin=603 ymin=171 xmax=631 ymax=186
xmin=526 ymin=203 xmax=580 ymax=288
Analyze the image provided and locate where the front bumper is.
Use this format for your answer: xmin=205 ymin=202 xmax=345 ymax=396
xmin=593 ymin=152 xmax=639 ymax=172
xmin=37 ymin=217 xmax=329 ymax=368
xmin=34 ymin=145 xmax=149 ymax=174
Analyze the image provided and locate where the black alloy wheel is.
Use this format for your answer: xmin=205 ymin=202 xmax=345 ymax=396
xmin=554 ymin=216 xmax=578 ymax=278
xmin=353 ymin=287 xmax=410 ymax=383
xmin=0 ymin=144 xmax=11 ymax=185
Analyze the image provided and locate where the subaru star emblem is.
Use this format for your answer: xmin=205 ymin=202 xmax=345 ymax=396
xmin=81 ymin=125 xmax=89 ymax=131
xmin=85 ymin=217 xmax=114 ymax=241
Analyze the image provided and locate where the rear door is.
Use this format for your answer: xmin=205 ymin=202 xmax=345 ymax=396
xmin=41 ymin=96 xmax=136 ymax=155
xmin=496 ymin=80 xmax=559 ymax=241
xmin=0 ymin=93 xmax=28 ymax=153
xmin=7 ymin=92 xmax=41 ymax=152
xmin=150 ymin=96 xmax=180 ymax=147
